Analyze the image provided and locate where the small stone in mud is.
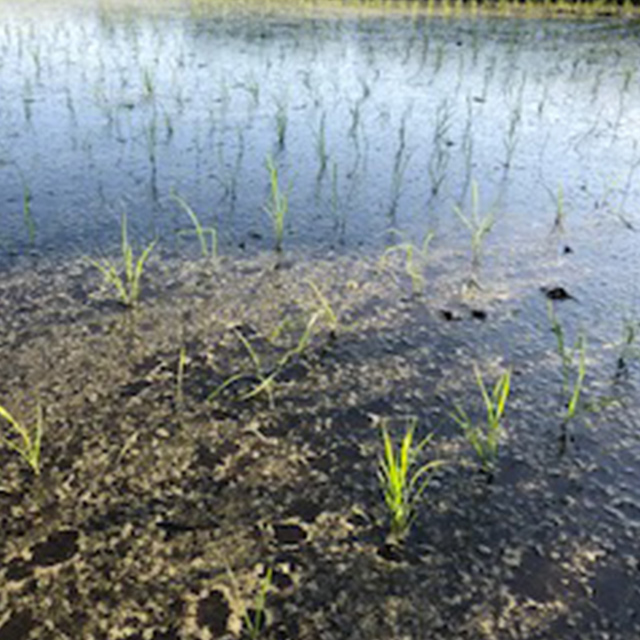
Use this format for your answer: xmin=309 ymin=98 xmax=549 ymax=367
xmin=542 ymin=286 xmax=574 ymax=301
xmin=271 ymin=568 xmax=294 ymax=591
xmin=440 ymin=309 xmax=462 ymax=322
xmin=196 ymin=590 xmax=230 ymax=638
xmin=376 ymin=542 xmax=404 ymax=563
xmin=30 ymin=529 xmax=79 ymax=567
xmin=273 ymin=523 xmax=307 ymax=546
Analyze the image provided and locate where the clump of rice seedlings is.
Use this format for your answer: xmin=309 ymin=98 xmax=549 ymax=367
xmin=379 ymin=230 xmax=435 ymax=295
xmin=452 ymin=365 xmax=511 ymax=476
xmin=91 ymin=212 xmax=156 ymax=307
xmin=547 ymin=301 xmax=587 ymax=425
xmin=0 ymin=402 xmax=43 ymax=476
xmin=209 ymin=312 xmax=321 ymax=410
xmin=378 ymin=418 xmax=443 ymax=540
xmin=243 ymin=567 xmax=272 ymax=640
xmin=170 ymin=190 xmax=217 ymax=258
xmin=264 ymin=155 xmax=289 ymax=253
xmin=454 ymin=181 xmax=493 ymax=272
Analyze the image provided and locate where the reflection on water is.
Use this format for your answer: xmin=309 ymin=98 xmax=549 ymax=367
xmin=0 ymin=0 xmax=639 ymax=264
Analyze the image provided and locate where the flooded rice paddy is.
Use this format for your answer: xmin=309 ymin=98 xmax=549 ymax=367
xmin=1 ymin=1 xmax=640 ymax=639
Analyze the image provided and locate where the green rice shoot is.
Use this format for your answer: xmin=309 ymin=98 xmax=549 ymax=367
xmin=452 ymin=365 xmax=511 ymax=474
xmin=91 ymin=212 xmax=156 ymax=307
xmin=378 ymin=418 xmax=443 ymax=539
xmin=0 ymin=402 xmax=43 ymax=476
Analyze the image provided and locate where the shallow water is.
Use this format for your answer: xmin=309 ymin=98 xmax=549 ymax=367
xmin=1 ymin=2 xmax=640 ymax=639
xmin=1 ymin=1 xmax=639 ymax=260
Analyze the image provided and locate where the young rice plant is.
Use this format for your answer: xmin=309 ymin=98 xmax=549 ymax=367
xmin=0 ymin=402 xmax=43 ymax=476
xmin=452 ymin=365 xmax=511 ymax=475
xmin=91 ymin=212 xmax=156 ymax=307
xmin=378 ymin=418 xmax=443 ymax=540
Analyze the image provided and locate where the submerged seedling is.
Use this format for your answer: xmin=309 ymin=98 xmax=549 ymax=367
xmin=305 ymin=279 xmax=339 ymax=335
xmin=615 ymin=317 xmax=640 ymax=378
xmin=454 ymin=181 xmax=493 ymax=272
xmin=264 ymin=155 xmax=289 ymax=253
xmin=452 ymin=365 xmax=511 ymax=475
xmin=378 ymin=418 xmax=443 ymax=540
xmin=547 ymin=301 xmax=587 ymax=429
xmin=0 ymin=402 xmax=43 ymax=476
xmin=170 ymin=190 xmax=217 ymax=258
xmin=91 ymin=212 xmax=156 ymax=307
xmin=209 ymin=312 xmax=322 ymax=410
xmin=379 ymin=230 xmax=435 ymax=295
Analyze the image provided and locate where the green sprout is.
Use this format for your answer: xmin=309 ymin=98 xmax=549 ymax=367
xmin=452 ymin=365 xmax=511 ymax=474
xmin=0 ymin=402 xmax=43 ymax=476
xmin=547 ymin=301 xmax=587 ymax=424
xmin=170 ymin=190 xmax=217 ymax=258
xmin=305 ymin=279 xmax=339 ymax=335
xmin=244 ymin=567 xmax=272 ymax=640
xmin=209 ymin=312 xmax=321 ymax=410
xmin=264 ymin=155 xmax=289 ymax=253
xmin=225 ymin=564 xmax=273 ymax=640
xmin=91 ymin=212 xmax=156 ymax=307
xmin=453 ymin=181 xmax=494 ymax=270
xmin=379 ymin=230 xmax=435 ymax=295
xmin=378 ymin=418 xmax=443 ymax=540
xmin=176 ymin=345 xmax=187 ymax=410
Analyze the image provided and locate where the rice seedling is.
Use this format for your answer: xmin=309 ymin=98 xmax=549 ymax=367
xmin=176 ymin=345 xmax=187 ymax=409
xmin=209 ymin=312 xmax=322 ymax=410
xmin=453 ymin=181 xmax=493 ymax=271
xmin=91 ymin=212 xmax=156 ymax=308
xmin=378 ymin=418 xmax=443 ymax=540
xmin=388 ymin=108 xmax=413 ymax=219
xmin=315 ymin=111 xmax=328 ymax=178
xmin=142 ymin=68 xmax=154 ymax=100
xmin=379 ymin=230 xmax=435 ymax=296
xmin=305 ymin=279 xmax=339 ymax=335
xmin=275 ymin=98 xmax=287 ymax=149
xmin=170 ymin=190 xmax=217 ymax=258
xmin=547 ymin=301 xmax=587 ymax=424
xmin=330 ymin=161 xmax=345 ymax=237
xmin=225 ymin=565 xmax=272 ymax=640
xmin=0 ymin=402 xmax=43 ymax=476
xmin=451 ymin=365 xmax=511 ymax=475
xmin=264 ymin=155 xmax=289 ymax=253
xmin=552 ymin=184 xmax=565 ymax=233
xmin=243 ymin=567 xmax=272 ymax=640
xmin=615 ymin=317 xmax=640 ymax=378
